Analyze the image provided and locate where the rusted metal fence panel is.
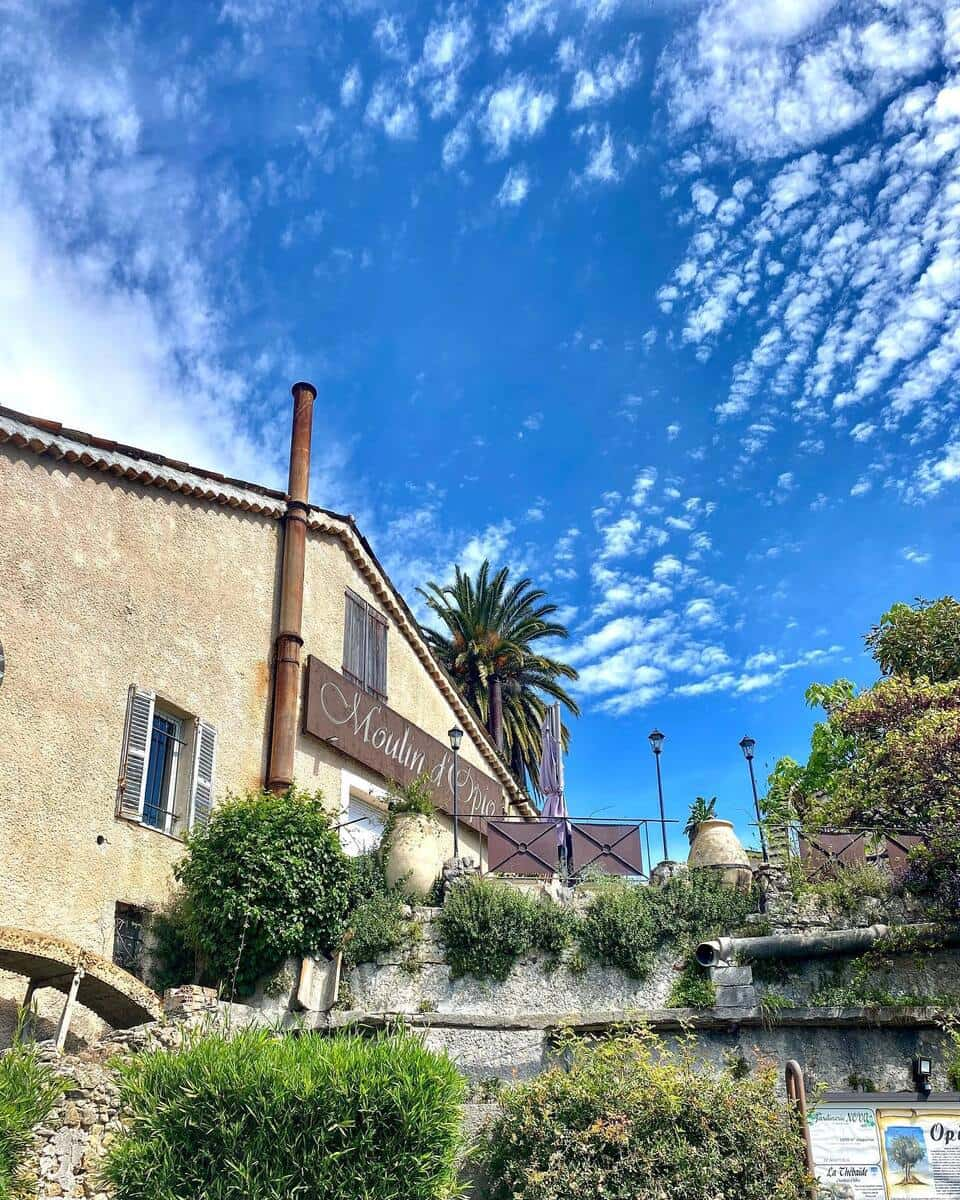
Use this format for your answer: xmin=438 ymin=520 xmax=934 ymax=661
xmin=486 ymin=819 xmax=643 ymax=877
xmin=797 ymin=830 xmax=923 ymax=881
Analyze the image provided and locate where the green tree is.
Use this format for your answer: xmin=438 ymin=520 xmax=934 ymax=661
xmin=418 ymin=561 xmax=579 ymax=794
xmin=764 ymin=680 xmax=856 ymax=821
xmin=887 ymin=1134 xmax=925 ymax=1184
xmin=866 ymin=596 xmax=960 ymax=682
xmin=808 ymin=675 xmax=960 ymax=834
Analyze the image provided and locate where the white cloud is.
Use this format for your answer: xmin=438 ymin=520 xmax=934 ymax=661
xmin=373 ymin=14 xmax=408 ymax=62
xmin=340 ymin=64 xmax=362 ymax=107
xmin=0 ymin=7 xmax=308 ymax=498
xmin=901 ymin=546 xmax=931 ymax=564
xmin=458 ymin=519 xmax=516 ymax=576
xmin=480 ymin=74 xmax=556 ymax=156
xmin=490 ymin=0 xmax=559 ymax=55
xmin=365 ymin=79 xmax=419 ymax=140
xmin=659 ymin=0 xmax=943 ymax=160
xmin=631 ymin=466 xmax=658 ymax=507
xmin=497 ymin=164 xmax=531 ymax=207
xmin=442 ymin=119 xmax=471 ymax=167
xmin=575 ymin=121 xmax=636 ymax=185
xmin=666 ymin=422 xmax=681 ymax=440
xmin=569 ymin=34 xmax=642 ymax=110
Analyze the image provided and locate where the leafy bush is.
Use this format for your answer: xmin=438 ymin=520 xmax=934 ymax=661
xmin=0 ymin=1033 xmax=66 ymax=1199
xmin=666 ymin=961 xmax=716 ymax=1009
xmin=385 ymin=774 xmax=436 ymax=817
xmin=173 ymin=787 xmax=355 ymax=994
xmin=479 ymin=1032 xmax=809 ymax=1200
xmin=579 ymin=883 xmax=658 ymax=978
xmin=786 ymin=861 xmax=895 ymax=916
xmin=100 ymin=1028 xmax=465 ymax=1200
xmin=344 ymin=891 xmax=410 ymax=966
xmin=580 ymin=871 xmax=757 ymax=979
xmin=904 ymin=831 xmax=960 ymax=914
xmin=531 ymin=898 xmax=581 ymax=959
xmin=437 ymin=879 xmax=577 ymax=982
xmin=146 ymin=894 xmax=198 ymax=994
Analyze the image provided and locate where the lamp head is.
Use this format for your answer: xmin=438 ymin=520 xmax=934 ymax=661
xmin=448 ymin=726 xmax=464 ymax=752
xmin=648 ymin=728 xmax=665 ymax=755
xmin=739 ymin=735 xmax=756 ymax=761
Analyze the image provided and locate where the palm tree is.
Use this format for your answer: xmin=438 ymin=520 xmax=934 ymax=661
xmin=418 ymin=561 xmax=579 ymax=797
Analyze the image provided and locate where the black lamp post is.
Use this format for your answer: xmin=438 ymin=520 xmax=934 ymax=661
xmin=648 ymin=728 xmax=668 ymax=863
xmin=448 ymin=726 xmax=463 ymax=858
xmin=739 ymin=735 xmax=768 ymax=863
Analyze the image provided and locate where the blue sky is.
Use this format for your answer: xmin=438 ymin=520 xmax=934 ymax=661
xmin=3 ymin=0 xmax=959 ymax=859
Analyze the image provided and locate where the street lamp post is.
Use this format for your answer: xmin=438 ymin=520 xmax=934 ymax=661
xmin=648 ymin=729 xmax=668 ymax=863
xmin=739 ymin=735 xmax=768 ymax=863
xmin=448 ymin=726 xmax=463 ymax=858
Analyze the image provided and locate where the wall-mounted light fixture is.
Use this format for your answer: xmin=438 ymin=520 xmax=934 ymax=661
xmin=912 ymin=1054 xmax=932 ymax=1097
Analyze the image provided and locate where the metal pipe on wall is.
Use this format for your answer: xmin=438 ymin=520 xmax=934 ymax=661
xmin=266 ymin=381 xmax=316 ymax=793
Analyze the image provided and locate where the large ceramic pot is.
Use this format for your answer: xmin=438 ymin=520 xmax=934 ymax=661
xmin=384 ymin=812 xmax=447 ymax=900
xmin=687 ymin=819 xmax=753 ymax=892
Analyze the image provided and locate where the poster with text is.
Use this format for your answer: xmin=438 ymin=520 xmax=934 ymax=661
xmin=809 ymin=1107 xmax=887 ymax=1200
xmin=879 ymin=1110 xmax=960 ymax=1199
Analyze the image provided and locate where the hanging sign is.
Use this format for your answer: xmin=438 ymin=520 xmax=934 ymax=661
xmin=302 ymin=655 xmax=505 ymax=825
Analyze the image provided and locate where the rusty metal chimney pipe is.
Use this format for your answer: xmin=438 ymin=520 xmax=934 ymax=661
xmin=267 ymin=382 xmax=316 ymax=793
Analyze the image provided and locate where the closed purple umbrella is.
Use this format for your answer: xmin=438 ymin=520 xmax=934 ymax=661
xmin=539 ymin=703 xmax=572 ymax=876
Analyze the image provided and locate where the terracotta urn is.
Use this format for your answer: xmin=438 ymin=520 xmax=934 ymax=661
xmin=687 ymin=819 xmax=753 ymax=892
xmin=384 ymin=812 xmax=447 ymax=900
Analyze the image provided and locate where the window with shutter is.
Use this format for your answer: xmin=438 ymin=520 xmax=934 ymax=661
xmin=368 ymin=610 xmax=387 ymax=700
xmin=343 ymin=590 xmax=388 ymax=700
xmin=117 ymin=686 xmax=155 ymax=820
xmin=343 ymin=591 xmax=368 ymax=687
xmin=189 ymin=719 xmax=217 ymax=830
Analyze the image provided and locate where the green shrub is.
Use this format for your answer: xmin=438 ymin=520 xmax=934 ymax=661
xmin=344 ymin=891 xmax=410 ymax=966
xmin=146 ymin=895 xmax=198 ymax=994
xmin=100 ymin=1028 xmax=465 ymax=1200
xmin=437 ymin=879 xmax=576 ymax=981
xmin=173 ymin=787 xmax=355 ymax=994
xmin=479 ymin=1032 xmax=809 ymax=1200
xmin=0 ymin=1033 xmax=66 ymax=1199
xmin=666 ymin=961 xmax=716 ymax=1009
xmin=385 ymin=774 xmax=436 ymax=817
xmin=579 ymin=882 xmax=658 ymax=978
xmin=530 ymin=899 xmax=581 ymax=959
xmin=580 ymin=871 xmax=756 ymax=979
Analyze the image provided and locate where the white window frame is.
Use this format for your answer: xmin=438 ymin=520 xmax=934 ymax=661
xmin=118 ymin=687 xmax=214 ymax=839
xmin=339 ymin=770 xmax=388 ymax=857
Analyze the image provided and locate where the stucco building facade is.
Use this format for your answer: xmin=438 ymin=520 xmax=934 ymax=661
xmin=0 ymin=389 xmax=526 ymax=1032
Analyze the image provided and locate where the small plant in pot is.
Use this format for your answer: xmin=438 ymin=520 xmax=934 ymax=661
xmin=383 ymin=776 xmax=446 ymax=901
xmin=684 ymin=795 xmax=717 ymax=845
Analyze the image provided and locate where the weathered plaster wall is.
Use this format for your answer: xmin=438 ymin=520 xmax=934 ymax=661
xmin=0 ymin=447 xmax=279 ymax=950
xmin=345 ymin=908 xmax=681 ymax=1014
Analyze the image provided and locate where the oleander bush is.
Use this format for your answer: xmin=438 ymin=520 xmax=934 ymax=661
xmin=0 ymin=1033 xmax=66 ymax=1199
xmin=479 ymin=1032 xmax=809 ymax=1200
xmin=173 ymin=787 xmax=355 ymax=994
xmin=100 ymin=1028 xmax=465 ymax=1200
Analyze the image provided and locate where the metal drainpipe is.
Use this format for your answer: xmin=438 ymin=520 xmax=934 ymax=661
xmin=266 ymin=381 xmax=316 ymax=793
